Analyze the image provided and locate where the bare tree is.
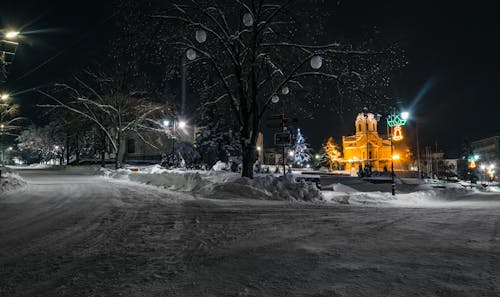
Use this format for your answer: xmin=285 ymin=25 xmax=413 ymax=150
xmin=39 ymin=72 xmax=168 ymax=169
xmin=0 ymin=101 xmax=24 ymax=138
xmin=155 ymin=0 xmax=403 ymax=178
xmin=17 ymin=125 xmax=61 ymax=164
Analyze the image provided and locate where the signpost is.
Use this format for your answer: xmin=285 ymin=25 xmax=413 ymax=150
xmin=267 ymin=114 xmax=297 ymax=176
xmin=274 ymin=132 xmax=291 ymax=146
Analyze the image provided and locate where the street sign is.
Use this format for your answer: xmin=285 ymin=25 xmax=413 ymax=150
xmin=266 ymin=117 xmax=298 ymax=129
xmin=275 ymin=132 xmax=291 ymax=146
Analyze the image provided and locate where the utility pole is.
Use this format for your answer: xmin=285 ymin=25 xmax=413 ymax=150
xmin=181 ymin=55 xmax=187 ymax=116
xmin=416 ymin=123 xmax=421 ymax=179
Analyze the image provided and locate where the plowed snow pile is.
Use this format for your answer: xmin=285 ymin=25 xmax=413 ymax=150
xmin=0 ymin=167 xmax=27 ymax=195
xmin=323 ymin=183 xmax=500 ymax=207
xmin=102 ymin=165 xmax=321 ymax=201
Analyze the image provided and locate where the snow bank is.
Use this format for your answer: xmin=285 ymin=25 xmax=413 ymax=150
xmin=200 ymin=175 xmax=321 ymax=201
xmin=322 ymin=183 xmax=500 ymax=208
xmin=0 ymin=167 xmax=27 ymax=195
xmin=102 ymin=165 xmax=322 ymax=201
xmin=102 ymin=167 xmax=207 ymax=192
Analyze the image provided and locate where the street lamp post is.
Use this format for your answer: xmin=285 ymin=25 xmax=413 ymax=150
xmin=1 ymin=30 xmax=21 ymax=83
xmin=163 ymin=118 xmax=187 ymax=167
xmin=386 ymin=109 xmax=409 ymax=195
xmin=390 ymin=134 xmax=395 ymax=195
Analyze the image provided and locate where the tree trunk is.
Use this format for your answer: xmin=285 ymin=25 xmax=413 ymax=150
xmin=65 ymin=137 xmax=70 ymax=165
xmin=240 ymin=119 xmax=258 ymax=179
xmin=241 ymin=143 xmax=256 ymax=179
xmin=75 ymin=149 xmax=80 ymax=165
xmin=115 ymin=133 xmax=126 ymax=169
xmin=100 ymin=150 xmax=105 ymax=168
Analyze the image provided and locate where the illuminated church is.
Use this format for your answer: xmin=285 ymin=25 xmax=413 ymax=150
xmin=342 ymin=112 xmax=393 ymax=171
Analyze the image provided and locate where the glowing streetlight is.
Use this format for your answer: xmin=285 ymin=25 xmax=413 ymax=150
xmin=178 ymin=120 xmax=187 ymax=129
xmin=163 ymin=120 xmax=170 ymax=127
xmin=288 ymin=151 xmax=294 ymax=157
xmin=392 ymin=154 xmax=400 ymax=160
xmin=1 ymin=94 xmax=9 ymax=100
xmin=401 ymin=111 xmax=410 ymax=121
xmin=5 ymin=31 xmax=20 ymax=39
xmin=315 ymin=154 xmax=320 ymax=160
xmin=256 ymin=146 xmax=262 ymax=151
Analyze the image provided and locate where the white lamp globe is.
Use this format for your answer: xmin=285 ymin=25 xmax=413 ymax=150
xmin=281 ymin=86 xmax=290 ymax=95
xmin=271 ymin=95 xmax=280 ymax=104
xmin=186 ymin=49 xmax=197 ymax=61
xmin=195 ymin=30 xmax=207 ymax=43
xmin=243 ymin=13 xmax=254 ymax=27
xmin=310 ymin=55 xmax=323 ymax=69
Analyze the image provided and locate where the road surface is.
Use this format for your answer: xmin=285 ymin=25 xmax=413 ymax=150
xmin=1 ymin=168 xmax=499 ymax=297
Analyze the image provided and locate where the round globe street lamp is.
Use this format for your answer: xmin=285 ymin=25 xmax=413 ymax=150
xmin=186 ymin=49 xmax=197 ymax=61
xmin=1 ymin=93 xmax=9 ymax=100
xmin=310 ymin=55 xmax=323 ymax=70
xmin=242 ymin=13 xmax=254 ymax=27
xmin=281 ymin=86 xmax=290 ymax=95
xmin=195 ymin=30 xmax=207 ymax=43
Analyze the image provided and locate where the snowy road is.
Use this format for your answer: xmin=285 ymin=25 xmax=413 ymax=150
xmin=1 ymin=169 xmax=500 ymax=297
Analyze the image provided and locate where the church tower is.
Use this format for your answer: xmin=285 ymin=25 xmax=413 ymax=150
xmin=355 ymin=113 xmax=379 ymax=135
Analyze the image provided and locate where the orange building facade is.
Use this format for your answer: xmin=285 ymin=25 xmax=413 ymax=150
xmin=342 ymin=113 xmax=392 ymax=171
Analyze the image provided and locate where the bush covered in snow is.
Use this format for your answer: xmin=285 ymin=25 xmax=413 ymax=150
xmin=203 ymin=175 xmax=322 ymax=201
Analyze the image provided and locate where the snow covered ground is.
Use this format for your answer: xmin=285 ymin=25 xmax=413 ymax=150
xmin=0 ymin=167 xmax=499 ymax=296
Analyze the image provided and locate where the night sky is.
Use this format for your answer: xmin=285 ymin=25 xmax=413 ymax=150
xmin=2 ymin=0 xmax=499 ymax=157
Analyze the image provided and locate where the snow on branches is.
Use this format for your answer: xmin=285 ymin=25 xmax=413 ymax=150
xmin=38 ymin=72 xmax=168 ymax=168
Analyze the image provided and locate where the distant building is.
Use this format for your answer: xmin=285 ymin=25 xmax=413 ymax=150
xmin=472 ymin=136 xmax=499 ymax=181
xmin=264 ymin=148 xmax=282 ymax=166
xmin=342 ymin=112 xmax=392 ymax=171
xmin=124 ymin=126 xmax=196 ymax=164
xmin=472 ymin=136 xmax=500 ymax=164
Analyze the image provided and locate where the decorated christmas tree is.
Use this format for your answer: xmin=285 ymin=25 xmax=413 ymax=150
xmin=293 ymin=128 xmax=312 ymax=167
